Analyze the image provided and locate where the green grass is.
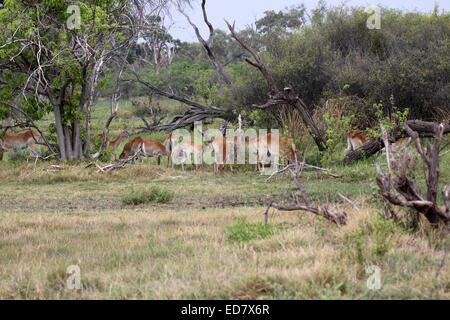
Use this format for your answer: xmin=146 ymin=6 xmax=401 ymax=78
xmin=0 ymin=158 xmax=448 ymax=299
xmin=1 ymin=97 xmax=449 ymax=299
xmin=225 ymin=217 xmax=274 ymax=243
xmin=121 ymin=186 xmax=174 ymax=205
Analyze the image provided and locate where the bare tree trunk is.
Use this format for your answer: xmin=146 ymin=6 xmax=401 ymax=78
xmin=52 ymin=104 xmax=67 ymax=161
xmin=64 ymin=126 xmax=74 ymax=161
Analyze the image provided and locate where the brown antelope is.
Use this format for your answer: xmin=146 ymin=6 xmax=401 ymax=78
xmin=0 ymin=129 xmax=41 ymax=160
xmin=120 ymin=136 xmax=168 ymax=165
xmin=203 ymin=134 xmax=235 ymax=173
xmin=202 ymin=134 xmax=252 ymax=173
xmin=171 ymin=141 xmax=205 ymax=171
xmin=344 ymin=131 xmax=370 ymax=153
xmin=164 ymin=133 xmax=178 ymax=168
xmin=249 ymin=133 xmax=296 ymax=172
xmin=380 ymin=136 xmax=412 ymax=154
xmin=99 ymin=129 xmax=129 ymax=160
xmin=345 ymin=130 xmax=411 ymax=155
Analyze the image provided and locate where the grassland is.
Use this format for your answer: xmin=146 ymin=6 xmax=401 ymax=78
xmin=0 ymin=98 xmax=448 ymax=299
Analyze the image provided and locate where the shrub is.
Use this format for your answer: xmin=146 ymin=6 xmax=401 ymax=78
xmin=5 ymin=148 xmax=34 ymax=162
xmin=121 ymin=186 xmax=174 ymax=205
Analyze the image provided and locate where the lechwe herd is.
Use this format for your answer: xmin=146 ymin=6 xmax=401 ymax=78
xmin=1 ymin=127 xmax=412 ymax=171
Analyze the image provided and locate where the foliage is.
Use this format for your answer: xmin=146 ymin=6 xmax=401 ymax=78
xmin=366 ymin=99 xmax=409 ymax=139
xmin=346 ymin=215 xmax=400 ymax=264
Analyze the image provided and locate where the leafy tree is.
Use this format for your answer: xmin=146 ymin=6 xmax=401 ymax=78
xmin=0 ymin=0 xmax=138 ymax=160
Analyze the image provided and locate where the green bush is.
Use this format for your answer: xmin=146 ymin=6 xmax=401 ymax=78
xmin=121 ymin=186 xmax=174 ymax=205
xmin=225 ymin=217 xmax=274 ymax=243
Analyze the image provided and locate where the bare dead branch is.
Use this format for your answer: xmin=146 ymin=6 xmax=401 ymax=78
xmin=337 ymin=192 xmax=360 ymax=212
xmin=376 ymin=122 xmax=449 ymax=228
xmin=178 ymin=0 xmax=231 ymax=84
xmin=225 ymin=20 xmax=327 ymax=151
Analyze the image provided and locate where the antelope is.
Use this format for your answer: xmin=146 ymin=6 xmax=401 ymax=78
xmin=380 ymin=136 xmax=412 ymax=154
xmin=344 ymin=131 xmax=370 ymax=153
xmin=202 ymin=133 xmax=252 ymax=173
xmin=171 ymin=140 xmax=205 ymax=171
xmin=99 ymin=129 xmax=130 ymax=160
xmin=203 ymin=134 xmax=235 ymax=173
xmin=164 ymin=133 xmax=178 ymax=168
xmin=120 ymin=137 xmax=168 ymax=165
xmin=249 ymin=133 xmax=296 ymax=172
xmin=0 ymin=129 xmax=41 ymax=160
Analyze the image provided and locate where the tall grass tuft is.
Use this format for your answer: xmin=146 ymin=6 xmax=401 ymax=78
xmin=121 ymin=186 xmax=174 ymax=205
xmin=225 ymin=217 xmax=274 ymax=243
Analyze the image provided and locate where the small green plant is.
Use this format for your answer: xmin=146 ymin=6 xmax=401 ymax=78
xmin=320 ymin=100 xmax=353 ymax=167
xmin=121 ymin=186 xmax=174 ymax=205
xmin=347 ymin=229 xmax=366 ymax=264
xmin=368 ymin=216 xmax=396 ymax=258
xmin=225 ymin=217 xmax=274 ymax=243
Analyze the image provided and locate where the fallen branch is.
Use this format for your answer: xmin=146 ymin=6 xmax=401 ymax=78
xmin=265 ymin=162 xmax=340 ymax=182
xmin=263 ymin=157 xmax=347 ymax=228
xmin=86 ymin=146 xmax=141 ymax=173
xmin=338 ymin=192 xmax=360 ymax=211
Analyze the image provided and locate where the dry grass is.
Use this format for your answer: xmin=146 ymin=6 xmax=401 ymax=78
xmin=0 ymin=159 xmax=448 ymax=299
xmin=0 ymin=206 xmax=448 ymax=299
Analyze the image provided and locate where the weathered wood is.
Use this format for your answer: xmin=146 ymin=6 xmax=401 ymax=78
xmin=376 ymin=122 xmax=449 ymax=228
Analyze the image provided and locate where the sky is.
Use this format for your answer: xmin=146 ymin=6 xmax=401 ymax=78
xmin=167 ymin=0 xmax=450 ymax=42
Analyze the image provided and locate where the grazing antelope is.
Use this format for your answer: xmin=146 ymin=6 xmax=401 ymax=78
xmin=249 ymin=133 xmax=296 ymax=172
xmin=120 ymin=137 xmax=168 ymax=165
xmin=344 ymin=131 xmax=370 ymax=153
xmin=119 ymin=137 xmax=142 ymax=163
xmin=99 ymin=129 xmax=130 ymax=160
xmin=0 ymin=129 xmax=41 ymax=160
xmin=171 ymin=141 xmax=204 ymax=171
xmin=164 ymin=133 xmax=178 ymax=168
xmin=203 ymin=134 xmax=235 ymax=173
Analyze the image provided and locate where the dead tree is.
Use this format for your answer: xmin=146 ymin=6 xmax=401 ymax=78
xmin=376 ymin=122 xmax=450 ymax=229
xmin=178 ymin=0 xmax=231 ymax=85
xmin=345 ymin=120 xmax=450 ymax=164
xmin=225 ymin=20 xmax=328 ymax=151
xmin=123 ymin=65 xmax=228 ymax=131
xmin=264 ymin=154 xmax=347 ymax=228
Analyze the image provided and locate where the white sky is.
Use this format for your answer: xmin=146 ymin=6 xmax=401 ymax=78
xmin=167 ymin=0 xmax=450 ymax=42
